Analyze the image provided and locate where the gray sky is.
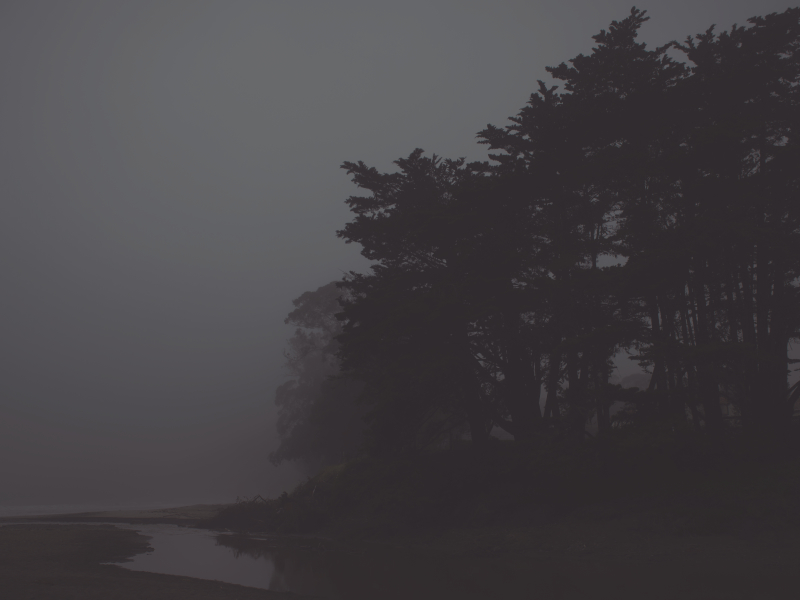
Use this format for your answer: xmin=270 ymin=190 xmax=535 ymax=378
xmin=0 ymin=0 xmax=794 ymax=507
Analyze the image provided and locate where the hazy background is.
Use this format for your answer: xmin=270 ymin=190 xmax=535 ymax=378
xmin=0 ymin=0 xmax=794 ymax=509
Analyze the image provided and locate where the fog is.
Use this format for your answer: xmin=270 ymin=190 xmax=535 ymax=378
xmin=0 ymin=0 xmax=791 ymax=507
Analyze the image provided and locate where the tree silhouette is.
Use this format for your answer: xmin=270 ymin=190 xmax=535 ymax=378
xmin=270 ymin=282 xmax=365 ymax=470
xmin=321 ymin=7 xmax=800 ymax=457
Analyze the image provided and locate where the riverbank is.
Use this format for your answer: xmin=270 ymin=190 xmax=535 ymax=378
xmin=209 ymin=507 xmax=800 ymax=599
xmin=0 ymin=523 xmax=297 ymax=599
xmin=202 ymin=433 xmax=800 ymax=598
xmin=4 ymin=508 xmax=800 ymax=599
xmin=5 ymin=499 xmax=800 ymax=598
xmin=6 ymin=432 xmax=800 ymax=599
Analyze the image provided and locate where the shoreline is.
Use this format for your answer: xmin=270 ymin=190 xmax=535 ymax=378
xmin=0 ymin=522 xmax=295 ymax=600
xmin=5 ymin=500 xmax=800 ymax=598
xmin=0 ymin=503 xmax=230 ymax=528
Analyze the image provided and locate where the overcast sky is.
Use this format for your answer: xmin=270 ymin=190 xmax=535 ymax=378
xmin=0 ymin=0 xmax=794 ymax=508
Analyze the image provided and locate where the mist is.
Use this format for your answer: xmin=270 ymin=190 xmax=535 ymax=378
xmin=0 ymin=0 xmax=792 ymax=508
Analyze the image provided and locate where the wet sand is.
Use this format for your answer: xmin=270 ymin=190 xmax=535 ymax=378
xmin=0 ymin=523 xmax=297 ymax=599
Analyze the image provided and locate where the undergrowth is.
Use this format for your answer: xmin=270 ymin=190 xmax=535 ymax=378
xmin=206 ymin=425 xmax=800 ymax=537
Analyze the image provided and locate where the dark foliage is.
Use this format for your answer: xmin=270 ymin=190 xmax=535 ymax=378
xmin=329 ymin=7 xmax=800 ymax=455
xmin=215 ymin=430 xmax=800 ymax=536
xmin=269 ymin=9 xmax=800 ymax=516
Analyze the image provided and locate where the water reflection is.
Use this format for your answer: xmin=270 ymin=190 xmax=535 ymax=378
xmin=212 ymin=533 xmax=491 ymax=600
xmin=13 ymin=521 xmax=497 ymax=599
xmin=111 ymin=524 xmax=283 ymax=591
xmin=215 ymin=534 xmax=337 ymax=597
xmin=104 ymin=524 xmax=338 ymax=597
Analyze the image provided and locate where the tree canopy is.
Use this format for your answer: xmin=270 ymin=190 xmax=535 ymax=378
xmin=275 ymin=7 xmax=800 ymax=463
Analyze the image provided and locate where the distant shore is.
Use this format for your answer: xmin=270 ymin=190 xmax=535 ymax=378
xmin=0 ymin=503 xmax=229 ymax=527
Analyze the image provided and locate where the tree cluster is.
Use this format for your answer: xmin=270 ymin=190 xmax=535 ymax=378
xmin=270 ymin=282 xmax=365 ymax=470
xmin=275 ymin=8 xmax=800 ymax=464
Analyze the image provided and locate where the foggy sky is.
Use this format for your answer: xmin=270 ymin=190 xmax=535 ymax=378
xmin=0 ymin=0 xmax=794 ymax=507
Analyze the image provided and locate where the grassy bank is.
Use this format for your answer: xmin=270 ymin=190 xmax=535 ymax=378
xmin=198 ymin=427 xmax=800 ymax=598
xmin=207 ymin=425 xmax=800 ymax=539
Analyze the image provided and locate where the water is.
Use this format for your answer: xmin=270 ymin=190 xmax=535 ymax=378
xmin=1 ymin=520 xmax=491 ymax=599
xmin=107 ymin=523 xmax=336 ymax=597
xmin=107 ymin=524 xmax=279 ymax=590
xmin=0 ymin=511 xmax=338 ymax=596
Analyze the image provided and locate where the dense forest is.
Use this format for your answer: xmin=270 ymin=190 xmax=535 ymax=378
xmin=271 ymin=7 xmax=800 ymax=471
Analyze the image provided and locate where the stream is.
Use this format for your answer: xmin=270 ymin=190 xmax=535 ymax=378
xmin=106 ymin=523 xmax=337 ymax=597
xmin=1 ymin=520 xmax=521 ymax=599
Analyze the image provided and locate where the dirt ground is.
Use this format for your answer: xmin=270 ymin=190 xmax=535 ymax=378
xmin=0 ymin=523 xmax=297 ymax=600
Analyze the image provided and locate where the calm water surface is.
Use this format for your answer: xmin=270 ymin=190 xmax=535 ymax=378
xmin=109 ymin=523 xmax=336 ymax=597
xmin=2 ymin=520 xmax=499 ymax=599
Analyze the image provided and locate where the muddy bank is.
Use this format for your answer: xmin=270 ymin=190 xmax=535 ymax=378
xmin=0 ymin=524 xmax=297 ymax=600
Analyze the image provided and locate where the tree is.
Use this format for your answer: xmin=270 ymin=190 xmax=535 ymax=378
xmin=673 ymin=9 xmax=800 ymax=440
xmin=478 ymin=8 xmax=683 ymax=436
xmin=336 ymin=151 xmax=498 ymax=450
xmin=270 ymin=282 xmax=365 ymax=471
xmin=331 ymin=7 xmax=800 ymax=456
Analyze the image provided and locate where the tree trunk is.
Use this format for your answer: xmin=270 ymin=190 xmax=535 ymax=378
xmin=689 ymin=270 xmax=725 ymax=435
xmin=543 ymin=350 xmax=562 ymax=422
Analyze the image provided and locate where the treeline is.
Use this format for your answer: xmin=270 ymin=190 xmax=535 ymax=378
xmin=272 ymin=8 xmax=800 ymax=467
